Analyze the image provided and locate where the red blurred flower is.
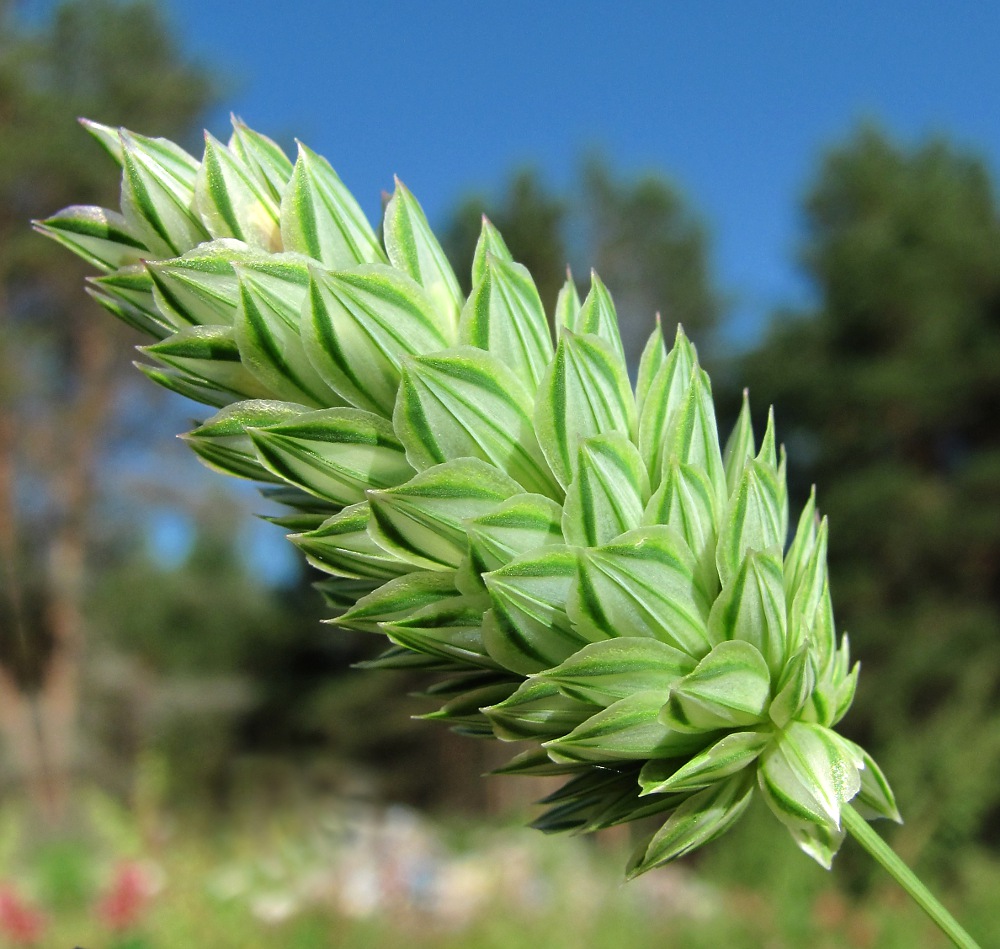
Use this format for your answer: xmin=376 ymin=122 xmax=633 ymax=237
xmin=0 ymin=884 xmax=46 ymax=946
xmin=96 ymin=861 xmax=154 ymax=933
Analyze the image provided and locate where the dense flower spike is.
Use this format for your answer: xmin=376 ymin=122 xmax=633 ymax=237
xmin=38 ymin=118 xmax=899 ymax=876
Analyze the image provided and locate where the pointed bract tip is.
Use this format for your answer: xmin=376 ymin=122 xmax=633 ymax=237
xmin=295 ymin=139 xmax=318 ymax=161
xmin=624 ymin=857 xmax=647 ymax=881
xmin=304 ymin=260 xmax=327 ymax=281
xmin=205 ymin=130 xmax=228 ymax=150
xmin=79 ymin=116 xmax=112 ymax=133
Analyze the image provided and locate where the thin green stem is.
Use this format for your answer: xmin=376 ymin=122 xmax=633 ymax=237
xmin=842 ymin=804 xmax=980 ymax=949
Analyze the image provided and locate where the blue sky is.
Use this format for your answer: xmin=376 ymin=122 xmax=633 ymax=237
xmin=24 ymin=0 xmax=1000 ymax=339
xmin=153 ymin=1 xmax=1000 ymax=344
xmin=24 ymin=0 xmax=1000 ymax=579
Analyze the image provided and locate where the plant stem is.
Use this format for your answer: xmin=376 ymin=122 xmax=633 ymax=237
xmin=842 ymin=804 xmax=980 ymax=949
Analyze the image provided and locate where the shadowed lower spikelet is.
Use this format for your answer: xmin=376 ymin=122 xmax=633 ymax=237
xmin=36 ymin=117 xmax=900 ymax=876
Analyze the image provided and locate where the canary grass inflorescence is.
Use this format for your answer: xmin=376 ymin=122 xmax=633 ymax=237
xmin=38 ymin=119 xmax=902 ymax=878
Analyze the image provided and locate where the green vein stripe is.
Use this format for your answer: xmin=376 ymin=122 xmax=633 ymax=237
xmin=239 ymin=285 xmax=322 ymax=404
xmin=123 ymin=152 xmax=179 ymax=254
xmin=203 ymin=145 xmax=243 ymax=239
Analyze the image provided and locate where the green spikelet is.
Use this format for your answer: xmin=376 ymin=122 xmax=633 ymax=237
xmin=37 ymin=117 xmax=900 ymax=878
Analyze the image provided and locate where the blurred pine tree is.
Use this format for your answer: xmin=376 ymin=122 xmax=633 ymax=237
xmin=442 ymin=158 xmax=722 ymax=370
xmin=738 ymin=125 xmax=1000 ymax=870
xmin=0 ymin=0 xmax=215 ymax=816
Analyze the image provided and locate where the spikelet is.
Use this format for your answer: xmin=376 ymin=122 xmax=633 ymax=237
xmin=36 ymin=118 xmax=899 ymax=875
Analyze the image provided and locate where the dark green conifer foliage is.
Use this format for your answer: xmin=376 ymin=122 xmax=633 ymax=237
xmin=739 ymin=126 xmax=1000 ymax=865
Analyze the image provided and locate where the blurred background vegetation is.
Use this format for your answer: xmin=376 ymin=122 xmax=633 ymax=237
xmin=1 ymin=1 xmax=998 ymax=946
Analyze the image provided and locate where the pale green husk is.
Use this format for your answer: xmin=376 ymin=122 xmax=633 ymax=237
xmin=38 ymin=118 xmax=900 ymax=876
